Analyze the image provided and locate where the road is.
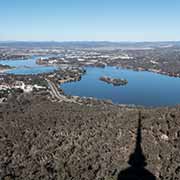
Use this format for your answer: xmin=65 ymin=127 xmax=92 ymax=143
xmin=46 ymin=78 xmax=76 ymax=103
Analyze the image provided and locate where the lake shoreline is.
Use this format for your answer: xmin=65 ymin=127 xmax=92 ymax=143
xmin=61 ymin=66 xmax=180 ymax=107
xmin=1 ymin=55 xmax=180 ymax=107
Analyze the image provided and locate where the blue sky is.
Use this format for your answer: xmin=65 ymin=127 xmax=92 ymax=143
xmin=0 ymin=0 xmax=180 ymax=41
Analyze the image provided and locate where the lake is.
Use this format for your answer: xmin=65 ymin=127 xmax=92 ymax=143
xmin=61 ymin=66 xmax=180 ymax=107
xmin=0 ymin=55 xmax=57 ymax=74
xmin=1 ymin=56 xmax=180 ymax=107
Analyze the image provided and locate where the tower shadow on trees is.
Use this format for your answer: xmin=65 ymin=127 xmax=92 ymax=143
xmin=117 ymin=111 xmax=156 ymax=180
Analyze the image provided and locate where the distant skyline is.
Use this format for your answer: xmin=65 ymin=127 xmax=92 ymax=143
xmin=0 ymin=0 xmax=180 ymax=41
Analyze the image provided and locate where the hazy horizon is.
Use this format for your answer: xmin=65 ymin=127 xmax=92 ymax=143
xmin=1 ymin=40 xmax=180 ymax=43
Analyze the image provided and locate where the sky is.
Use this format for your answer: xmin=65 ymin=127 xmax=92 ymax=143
xmin=0 ymin=0 xmax=180 ymax=41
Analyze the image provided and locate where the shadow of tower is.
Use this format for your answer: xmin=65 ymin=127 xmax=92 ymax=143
xmin=117 ymin=111 xmax=156 ymax=180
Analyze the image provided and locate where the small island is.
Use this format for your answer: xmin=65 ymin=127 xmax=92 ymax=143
xmin=99 ymin=76 xmax=128 ymax=86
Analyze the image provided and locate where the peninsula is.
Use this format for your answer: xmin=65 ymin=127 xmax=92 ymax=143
xmin=0 ymin=64 xmax=14 ymax=73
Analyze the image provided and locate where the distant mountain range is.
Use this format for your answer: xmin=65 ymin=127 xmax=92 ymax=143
xmin=0 ymin=41 xmax=180 ymax=48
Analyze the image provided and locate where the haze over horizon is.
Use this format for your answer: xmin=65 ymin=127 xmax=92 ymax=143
xmin=0 ymin=0 xmax=180 ymax=41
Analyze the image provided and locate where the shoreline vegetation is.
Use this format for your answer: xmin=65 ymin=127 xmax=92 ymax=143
xmin=0 ymin=64 xmax=14 ymax=73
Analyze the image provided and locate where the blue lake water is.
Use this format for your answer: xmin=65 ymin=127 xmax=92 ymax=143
xmin=1 ymin=56 xmax=180 ymax=107
xmin=61 ymin=67 xmax=180 ymax=107
xmin=0 ymin=55 xmax=57 ymax=74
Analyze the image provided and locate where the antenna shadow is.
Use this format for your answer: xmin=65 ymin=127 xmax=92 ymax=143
xmin=117 ymin=111 xmax=156 ymax=180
